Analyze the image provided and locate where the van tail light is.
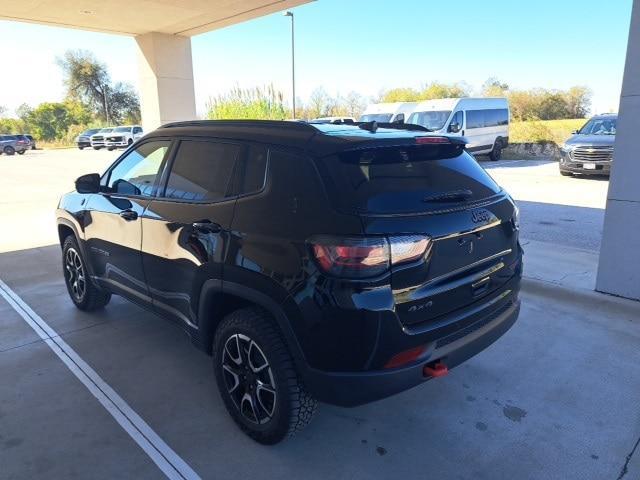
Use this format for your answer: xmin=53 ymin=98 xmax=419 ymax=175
xmin=310 ymin=235 xmax=431 ymax=279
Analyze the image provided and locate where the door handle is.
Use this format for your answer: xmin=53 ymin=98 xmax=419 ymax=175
xmin=119 ymin=209 xmax=138 ymax=221
xmin=192 ymin=220 xmax=222 ymax=233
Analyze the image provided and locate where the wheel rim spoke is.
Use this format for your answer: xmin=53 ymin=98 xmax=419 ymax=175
xmin=65 ymin=248 xmax=85 ymax=301
xmin=221 ymin=333 xmax=277 ymax=425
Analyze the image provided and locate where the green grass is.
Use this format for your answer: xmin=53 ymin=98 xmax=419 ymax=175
xmin=509 ymin=118 xmax=587 ymax=145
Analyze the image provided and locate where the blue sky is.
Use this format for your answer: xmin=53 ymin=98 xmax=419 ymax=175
xmin=0 ymin=0 xmax=633 ymax=116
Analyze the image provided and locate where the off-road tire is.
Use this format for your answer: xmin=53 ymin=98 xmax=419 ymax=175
xmin=62 ymin=236 xmax=111 ymax=311
xmin=213 ymin=307 xmax=317 ymax=445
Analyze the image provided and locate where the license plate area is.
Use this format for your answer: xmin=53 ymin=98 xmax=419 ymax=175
xmin=583 ymin=163 xmax=597 ymax=170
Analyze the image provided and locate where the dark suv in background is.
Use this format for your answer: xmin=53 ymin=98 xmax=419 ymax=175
xmin=559 ymin=113 xmax=617 ymax=177
xmin=57 ymin=120 xmax=522 ymax=444
xmin=0 ymin=135 xmax=28 ymax=155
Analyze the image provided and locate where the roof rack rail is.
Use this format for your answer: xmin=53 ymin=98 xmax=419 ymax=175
xmin=158 ymin=119 xmax=319 ymax=132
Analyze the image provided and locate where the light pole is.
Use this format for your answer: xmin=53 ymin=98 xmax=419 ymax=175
xmin=283 ymin=11 xmax=296 ymax=118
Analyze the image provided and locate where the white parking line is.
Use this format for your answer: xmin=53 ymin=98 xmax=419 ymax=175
xmin=0 ymin=279 xmax=201 ymax=480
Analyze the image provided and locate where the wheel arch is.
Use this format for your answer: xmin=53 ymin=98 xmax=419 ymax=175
xmin=196 ymin=280 xmax=308 ymax=375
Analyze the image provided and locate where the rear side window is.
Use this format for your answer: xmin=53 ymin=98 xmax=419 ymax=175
xmin=318 ymin=146 xmax=501 ymax=215
xmin=240 ymin=145 xmax=268 ymax=195
xmin=164 ymin=140 xmax=240 ymax=202
xmin=466 ymin=109 xmax=508 ymax=128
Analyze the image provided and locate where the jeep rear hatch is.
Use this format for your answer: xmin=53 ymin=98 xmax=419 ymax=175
xmin=316 ymin=143 xmax=519 ymax=326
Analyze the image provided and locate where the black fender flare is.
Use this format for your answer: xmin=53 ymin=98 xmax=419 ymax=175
xmin=57 ymin=217 xmax=100 ymax=286
xmin=197 ymin=279 xmax=309 ymax=377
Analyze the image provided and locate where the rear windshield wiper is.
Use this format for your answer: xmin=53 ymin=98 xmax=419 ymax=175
xmin=423 ymin=189 xmax=473 ymax=203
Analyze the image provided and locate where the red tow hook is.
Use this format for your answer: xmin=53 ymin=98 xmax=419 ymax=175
xmin=423 ymin=361 xmax=448 ymax=378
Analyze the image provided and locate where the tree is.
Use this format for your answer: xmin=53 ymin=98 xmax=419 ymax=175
xmin=563 ymin=86 xmax=591 ymax=118
xmin=107 ymin=82 xmax=141 ymax=124
xmin=482 ymin=77 xmax=509 ymax=97
xmin=307 ymin=87 xmax=330 ymax=119
xmin=57 ymin=49 xmax=140 ymax=124
xmin=419 ymin=82 xmax=470 ymax=100
xmin=381 ymin=87 xmax=420 ymax=103
xmin=23 ymin=101 xmax=91 ymax=141
xmin=15 ymin=103 xmax=32 ymax=122
xmin=344 ymin=91 xmax=367 ymax=118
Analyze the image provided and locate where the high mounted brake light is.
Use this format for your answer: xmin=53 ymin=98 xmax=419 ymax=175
xmin=310 ymin=235 xmax=431 ymax=279
xmin=415 ymin=136 xmax=450 ymax=144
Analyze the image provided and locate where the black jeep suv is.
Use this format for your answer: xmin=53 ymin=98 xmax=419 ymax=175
xmin=56 ymin=120 xmax=522 ymax=444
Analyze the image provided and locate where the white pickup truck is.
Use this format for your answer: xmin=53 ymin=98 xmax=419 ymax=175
xmin=105 ymin=126 xmax=144 ymax=150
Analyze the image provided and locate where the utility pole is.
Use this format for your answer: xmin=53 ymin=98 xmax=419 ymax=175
xmin=283 ymin=11 xmax=296 ymax=118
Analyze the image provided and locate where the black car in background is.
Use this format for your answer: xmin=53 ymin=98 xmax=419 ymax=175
xmin=559 ymin=114 xmax=616 ymax=176
xmin=56 ymin=120 xmax=522 ymax=444
xmin=76 ymin=128 xmax=101 ymax=149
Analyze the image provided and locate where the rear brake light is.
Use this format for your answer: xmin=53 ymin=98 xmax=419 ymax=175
xmin=415 ymin=136 xmax=450 ymax=144
xmin=310 ymin=235 xmax=431 ymax=279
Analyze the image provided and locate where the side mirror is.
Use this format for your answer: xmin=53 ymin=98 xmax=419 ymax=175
xmin=75 ymin=173 xmax=101 ymax=193
xmin=572 ymin=130 xmax=579 ymax=134
xmin=448 ymin=122 xmax=461 ymax=133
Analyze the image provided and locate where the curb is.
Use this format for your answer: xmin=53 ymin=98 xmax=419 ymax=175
xmin=521 ymin=276 xmax=640 ymax=312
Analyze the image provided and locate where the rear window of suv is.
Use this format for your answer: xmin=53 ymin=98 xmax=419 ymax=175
xmin=318 ymin=145 xmax=501 ymax=215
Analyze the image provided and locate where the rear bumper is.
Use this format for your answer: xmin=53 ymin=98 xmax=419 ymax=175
xmin=304 ymin=289 xmax=520 ymax=407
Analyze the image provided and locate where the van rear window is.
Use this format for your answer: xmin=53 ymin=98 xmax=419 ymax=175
xmin=317 ymin=146 xmax=501 ymax=215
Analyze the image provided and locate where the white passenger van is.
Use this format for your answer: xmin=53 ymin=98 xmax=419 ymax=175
xmin=359 ymin=102 xmax=417 ymax=124
xmin=407 ymin=97 xmax=509 ymax=160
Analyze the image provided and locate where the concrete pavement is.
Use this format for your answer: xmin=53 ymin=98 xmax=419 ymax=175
xmin=1 ymin=242 xmax=639 ymax=479
xmin=2 ymin=152 xmax=639 ymax=479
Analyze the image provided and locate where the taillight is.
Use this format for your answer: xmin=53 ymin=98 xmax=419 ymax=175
xmin=310 ymin=235 xmax=431 ymax=279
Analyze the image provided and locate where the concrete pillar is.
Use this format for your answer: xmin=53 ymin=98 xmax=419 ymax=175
xmin=135 ymin=32 xmax=196 ymax=130
xmin=596 ymin=0 xmax=640 ymax=300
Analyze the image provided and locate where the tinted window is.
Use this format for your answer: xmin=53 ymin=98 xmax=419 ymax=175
xmin=164 ymin=140 xmax=240 ymax=202
xmin=319 ymin=145 xmax=501 ymax=215
xmin=240 ymin=145 xmax=268 ymax=194
xmin=133 ymin=127 xmax=143 ymax=134
xmin=467 ymin=109 xmax=508 ymax=129
xmin=107 ymin=141 xmax=170 ymax=196
xmin=466 ymin=110 xmax=485 ymax=129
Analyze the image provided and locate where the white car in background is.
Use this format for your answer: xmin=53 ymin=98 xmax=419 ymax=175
xmin=407 ymin=97 xmax=510 ymax=161
xmin=105 ymin=126 xmax=144 ymax=150
xmin=309 ymin=116 xmax=356 ymax=124
xmin=359 ymin=102 xmax=417 ymax=124
xmin=90 ymin=128 xmax=114 ymax=150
